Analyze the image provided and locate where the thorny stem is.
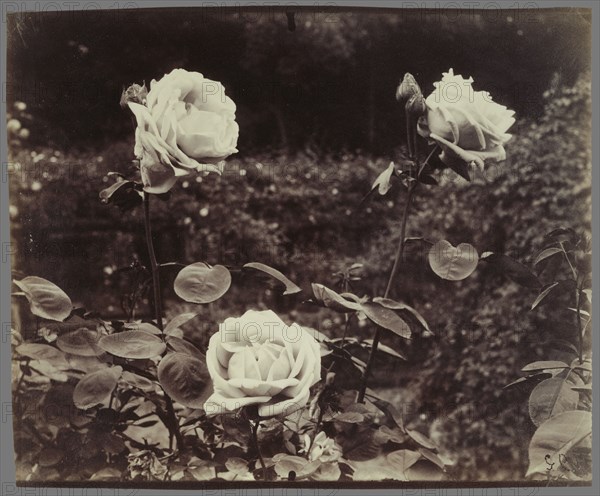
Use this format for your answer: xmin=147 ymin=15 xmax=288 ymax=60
xmin=143 ymin=192 xmax=185 ymax=451
xmin=143 ymin=193 xmax=164 ymax=331
xmin=405 ymin=109 xmax=413 ymax=159
xmin=357 ymin=145 xmax=439 ymax=404
xmin=252 ymin=420 xmax=267 ymax=480
xmin=358 ymin=181 xmax=416 ymax=403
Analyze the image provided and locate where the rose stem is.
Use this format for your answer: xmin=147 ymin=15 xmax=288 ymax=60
xmin=143 ymin=192 xmax=164 ymax=332
xmin=405 ymin=109 xmax=413 ymax=159
xmin=357 ymin=145 xmax=440 ymax=404
xmin=252 ymin=420 xmax=267 ymax=480
xmin=143 ymin=192 xmax=185 ymax=451
xmin=357 ymin=180 xmax=416 ymax=403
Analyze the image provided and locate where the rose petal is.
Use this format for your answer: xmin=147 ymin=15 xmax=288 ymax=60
xmin=228 ymin=347 xmax=262 ymax=382
xmin=228 ymin=377 xmax=299 ymax=397
xmin=258 ymin=386 xmax=311 ymax=418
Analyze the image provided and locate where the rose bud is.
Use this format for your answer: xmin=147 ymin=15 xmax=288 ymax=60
xmin=405 ymin=93 xmax=427 ymax=118
xmin=120 ymin=83 xmax=148 ymax=108
xmin=396 ymin=73 xmax=421 ymax=102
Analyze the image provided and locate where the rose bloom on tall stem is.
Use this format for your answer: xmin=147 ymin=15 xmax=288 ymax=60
xmin=203 ymin=310 xmax=322 ymax=418
xmin=125 ymin=68 xmax=239 ymax=193
xmin=418 ymin=68 xmax=515 ymax=170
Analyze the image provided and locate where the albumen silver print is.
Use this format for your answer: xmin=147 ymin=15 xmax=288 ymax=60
xmin=3 ymin=1 xmax=594 ymax=489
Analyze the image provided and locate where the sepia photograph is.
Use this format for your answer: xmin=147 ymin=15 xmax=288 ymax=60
xmin=2 ymin=1 xmax=594 ymax=489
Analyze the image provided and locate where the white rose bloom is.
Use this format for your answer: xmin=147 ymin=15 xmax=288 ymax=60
xmin=418 ymin=68 xmax=515 ymax=170
xmin=127 ymin=68 xmax=239 ymax=193
xmin=204 ymin=310 xmax=321 ymax=418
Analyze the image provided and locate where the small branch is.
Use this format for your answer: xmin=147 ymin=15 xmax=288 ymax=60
xmin=143 ymin=192 xmax=184 ymax=451
xmin=164 ymin=393 xmax=185 ymax=451
xmin=417 ymin=145 xmax=440 ymax=179
xmin=252 ymin=420 xmax=267 ymax=480
xmin=384 ymin=182 xmax=416 ymax=298
xmin=306 ymin=413 xmax=324 ymax=460
xmin=143 ymin=193 xmax=164 ymax=331
xmin=405 ymin=109 xmax=414 ymax=159
xmin=358 ymin=180 xmax=417 ymax=403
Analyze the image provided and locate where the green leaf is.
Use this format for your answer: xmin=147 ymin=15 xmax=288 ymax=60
xmin=371 ymin=398 xmax=404 ymax=429
xmin=99 ymin=180 xmax=142 ymax=210
xmin=428 ymin=240 xmax=478 ymax=281
xmin=360 ymin=302 xmax=411 ymax=339
xmin=371 ymin=161 xmax=396 ymax=195
xmin=188 ymin=465 xmax=216 ymax=481
xmin=98 ymin=331 xmax=166 ymax=359
xmin=504 ymin=373 xmax=552 ymax=390
xmin=341 ymin=428 xmax=383 ymax=461
xmin=406 ymin=460 xmax=445 ymax=481
xmin=418 ymin=448 xmax=446 ymax=470
xmin=531 ymin=282 xmax=560 ymax=310
xmin=534 ymin=247 xmax=563 ymax=265
xmin=417 ymin=174 xmax=438 ymax=185
xmin=164 ymin=312 xmax=200 ymax=336
xmin=571 ymin=358 xmax=592 ymax=372
xmin=372 ymin=297 xmax=431 ymax=333
xmin=174 ymin=262 xmax=231 ymax=304
xmin=528 ymin=375 xmax=580 ymax=427
xmin=56 ymin=328 xmax=104 ymax=357
xmin=73 ymin=366 xmax=122 ymax=409
xmin=225 ymin=457 xmax=249 ymax=476
xmin=274 ymin=455 xmax=314 ymax=479
xmin=13 ymin=276 xmax=72 ymax=321
xmin=582 ymin=289 xmax=592 ymax=304
xmin=166 ymin=336 xmax=203 ymax=357
xmin=480 ymin=252 xmax=540 ymax=288
xmin=120 ymin=371 xmax=155 ymax=391
xmin=311 ymin=283 xmax=362 ymax=313
xmin=157 ymin=352 xmax=211 ymax=409
xmin=406 ymin=428 xmax=436 ymax=450
xmin=130 ymin=322 xmax=162 ymax=335
xmin=243 ymin=262 xmax=302 ymax=295
xmin=522 ymin=361 xmax=569 ymax=373
xmin=527 ymin=410 xmax=592 ymax=477
xmin=363 ymin=339 xmax=406 ymax=360
xmin=311 ymin=462 xmax=341 ymax=481
xmin=386 ymin=449 xmax=421 ymax=473
xmin=15 ymin=343 xmax=69 ymax=368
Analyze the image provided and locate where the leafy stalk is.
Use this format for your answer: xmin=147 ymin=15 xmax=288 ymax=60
xmin=252 ymin=420 xmax=267 ymax=480
xmin=143 ymin=193 xmax=164 ymax=331
xmin=357 ymin=180 xmax=415 ymax=403
xmin=143 ymin=192 xmax=184 ymax=450
xmin=357 ymin=144 xmax=439 ymax=404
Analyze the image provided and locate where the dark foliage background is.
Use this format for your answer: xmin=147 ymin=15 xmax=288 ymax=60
xmin=7 ymin=6 xmax=592 ymax=480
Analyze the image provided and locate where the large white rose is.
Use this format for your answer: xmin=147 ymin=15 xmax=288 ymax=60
xmin=127 ymin=68 xmax=239 ymax=194
xmin=204 ymin=310 xmax=321 ymax=418
xmin=417 ymin=68 xmax=515 ymax=170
